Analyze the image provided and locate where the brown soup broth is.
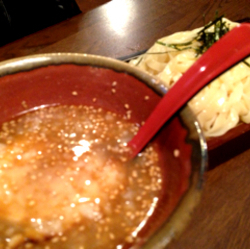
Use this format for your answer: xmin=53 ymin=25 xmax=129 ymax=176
xmin=0 ymin=105 xmax=163 ymax=249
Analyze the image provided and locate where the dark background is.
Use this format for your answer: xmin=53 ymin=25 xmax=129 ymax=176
xmin=0 ymin=0 xmax=81 ymax=46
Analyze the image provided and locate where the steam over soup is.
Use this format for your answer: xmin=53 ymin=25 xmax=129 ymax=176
xmin=0 ymin=105 xmax=162 ymax=249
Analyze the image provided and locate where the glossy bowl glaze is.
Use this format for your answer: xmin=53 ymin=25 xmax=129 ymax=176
xmin=0 ymin=53 xmax=207 ymax=248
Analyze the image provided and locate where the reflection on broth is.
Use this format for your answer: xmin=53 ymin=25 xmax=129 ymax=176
xmin=0 ymin=105 xmax=162 ymax=249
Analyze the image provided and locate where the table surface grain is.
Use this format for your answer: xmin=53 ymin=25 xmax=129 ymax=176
xmin=0 ymin=0 xmax=250 ymax=248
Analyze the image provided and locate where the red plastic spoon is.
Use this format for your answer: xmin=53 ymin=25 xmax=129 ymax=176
xmin=128 ymin=23 xmax=250 ymax=158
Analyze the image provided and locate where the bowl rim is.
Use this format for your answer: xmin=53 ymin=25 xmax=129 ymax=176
xmin=0 ymin=52 xmax=208 ymax=248
xmin=0 ymin=52 xmax=168 ymax=95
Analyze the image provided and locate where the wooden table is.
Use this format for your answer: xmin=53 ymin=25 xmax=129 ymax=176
xmin=0 ymin=0 xmax=250 ymax=248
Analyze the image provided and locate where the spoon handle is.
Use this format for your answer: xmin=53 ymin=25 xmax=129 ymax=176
xmin=128 ymin=23 xmax=250 ymax=158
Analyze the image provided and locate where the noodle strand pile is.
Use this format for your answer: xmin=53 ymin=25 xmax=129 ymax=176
xmin=129 ymin=18 xmax=250 ymax=137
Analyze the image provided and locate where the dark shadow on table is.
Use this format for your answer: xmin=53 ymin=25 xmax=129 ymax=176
xmin=0 ymin=0 xmax=81 ymax=46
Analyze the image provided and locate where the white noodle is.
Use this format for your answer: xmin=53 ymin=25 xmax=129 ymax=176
xmin=129 ymin=18 xmax=250 ymax=137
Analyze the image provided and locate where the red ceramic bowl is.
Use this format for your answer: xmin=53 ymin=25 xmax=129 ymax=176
xmin=0 ymin=53 xmax=207 ymax=248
